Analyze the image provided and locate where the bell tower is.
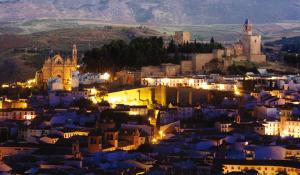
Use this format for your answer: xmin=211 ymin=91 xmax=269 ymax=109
xmin=72 ymin=44 xmax=78 ymax=66
xmin=244 ymin=18 xmax=253 ymax=35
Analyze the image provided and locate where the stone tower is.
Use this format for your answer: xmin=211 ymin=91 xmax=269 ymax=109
xmin=174 ymin=31 xmax=191 ymax=45
xmin=240 ymin=18 xmax=265 ymax=63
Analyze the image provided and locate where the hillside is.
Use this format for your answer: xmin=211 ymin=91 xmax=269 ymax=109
xmin=0 ymin=26 xmax=163 ymax=83
xmin=0 ymin=0 xmax=299 ymax=25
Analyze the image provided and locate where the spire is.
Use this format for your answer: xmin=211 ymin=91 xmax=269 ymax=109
xmin=72 ymin=44 xmax=78 ymax=65
xmin=244 ymin=18 xmax=253 ymax=35
xmin=245 ymin=18 xmax=250 ymax=25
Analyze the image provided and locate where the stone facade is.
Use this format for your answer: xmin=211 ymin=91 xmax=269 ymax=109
xmin=174 ymin=31 xmax=191 ymax=44
xmin=192 ymin=53 xmax=214 ymax=72
xmin=36 ymin=45 xmax=78 ymax=90
xmin=141 ymin=63 xmax=180 ymax=77
xmin=115 ymin=70 xmax=141 ymax=85
xmin=180 ymin=60 xmax=193 ymax=74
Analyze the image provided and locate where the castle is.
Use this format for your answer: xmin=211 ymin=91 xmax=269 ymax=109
xmin=201 ymin=19 xmax=267 ymax=72
xmin=228 ymin=18 xmax=266 ymax=63
xmin=36 ymin=45 xmax=78 ymax=90
xmin=141 ymin=19 xmax=267 ymax=77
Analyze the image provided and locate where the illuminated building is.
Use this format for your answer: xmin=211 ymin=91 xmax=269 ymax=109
xmin=254 ymin=109 xmax=300 ymax=138
xmin=0 ymin=98 xmax=28 ymax=109
xmin=52 ymin=128 xmax=90 ymax=139
xmin=281 ymin=120 xmax=300 ymax=138
xmin=141 ymin=77 xmax=239 ymax=92
xmin=263 ymin=121 xmax=280 ymax=136
xmin=36 ymin=45 xmax=78 ymax=90
xmin=40 ymin=135 xmax=60 ymax=144
xmin=128 ymin=106 xmax=148 ymax=116
xmin=0 ymin=109 xmax=36 ymax=121
xmin=285 ymin=146 xmax=300 ymax=159
xmin=222 ymin=159 xmax=300 ymax=175
xmin=215 ymin=122 xmax=233 ymax=133
xmin=72 ymin=72 xmax=111 ymax=86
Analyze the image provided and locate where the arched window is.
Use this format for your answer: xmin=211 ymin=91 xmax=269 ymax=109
xmin=56 ymin=60 xmax=62 ymax=65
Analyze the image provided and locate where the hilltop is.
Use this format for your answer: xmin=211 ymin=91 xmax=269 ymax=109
xmin=0 ymin=26 xmax=163 ymax=83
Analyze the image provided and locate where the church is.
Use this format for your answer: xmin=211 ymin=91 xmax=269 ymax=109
xmin=36 ymin=45 xmax=78 ymax=90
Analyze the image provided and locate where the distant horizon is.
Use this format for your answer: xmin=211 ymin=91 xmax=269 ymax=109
xmin=0 ymin=0 xmax=299 ymax=25
xmin=3 ymin=18 xmax=300 ymax=25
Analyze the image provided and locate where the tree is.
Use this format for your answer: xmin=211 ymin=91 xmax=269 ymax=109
xmin=71 ymin=98 xmax=94 ymax=109
xmin=82 ymin=36 xmax=224 ymax=73
xmin=227 ymin=63 xmax=258 ymax=75
xmin=210 ymin=37 xmax=215 ymax=44
xmin=136 ymin=144 xmax=153 ymax=153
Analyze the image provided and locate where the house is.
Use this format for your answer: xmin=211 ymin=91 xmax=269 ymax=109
xmin=253 ymin=105 xmax=279 ymax=120
xmin=0 ymin=108 xmax=36 ymax=121
xmin=52 ymin=128 xmax=90 ymax=139
xmin=48 ymin=90 xmax=89 ymax=107
xmin=40 ymin=134 xmax=61 ymax=144
xmin=118 ymin=128 xmax=141 ymax=151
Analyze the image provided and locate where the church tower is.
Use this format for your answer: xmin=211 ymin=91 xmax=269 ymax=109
xmin=244 ymin=18 xmax=253 ymax=35
xmin=72 ymin=44 xmax=78 ymax=66
xmin=240 ymin=18 xmax=266 ymax=63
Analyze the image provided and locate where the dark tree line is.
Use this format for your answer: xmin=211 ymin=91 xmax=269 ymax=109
xmin=280 ymin=36 xmax=300 ymax=53
xmin=167 ymin=37 xmax=223 ymax=54
xmin=83 ymin=37 xmax=166 ymax=72
xmin=227 ymin=63 xmax=258 ymax=75
xmin=82 ymin=37 xmax=223 ymax=73
xmin=284 ymin=53 xmax=300 ymax=67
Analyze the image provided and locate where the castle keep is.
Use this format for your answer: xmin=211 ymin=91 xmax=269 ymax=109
xmin=231 ymin=18 xmax=266 ymax=63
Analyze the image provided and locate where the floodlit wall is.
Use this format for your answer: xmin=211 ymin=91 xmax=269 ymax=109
xmin=104 ymin=87 xmax=232 ymax=107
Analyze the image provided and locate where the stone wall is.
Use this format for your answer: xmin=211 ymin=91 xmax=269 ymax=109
xmin=192 ymin=53 xmax=214 ymax=73
xmin=180 ymin=60 xmax=193 ymax=74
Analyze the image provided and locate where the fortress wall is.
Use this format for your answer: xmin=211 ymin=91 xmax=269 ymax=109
xmin=192 ymin=53 xmax=214 ymax=73
xmin=104 ymin=87 xmax=234 ymax=108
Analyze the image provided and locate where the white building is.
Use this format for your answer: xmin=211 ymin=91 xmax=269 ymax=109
xmin=141 ymin=76 xmax=240 ymax=92
xmin=72 ymin=72 xmax=110 ymax=86
xmin=48 ymin=77 xmax=64 ymax=91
